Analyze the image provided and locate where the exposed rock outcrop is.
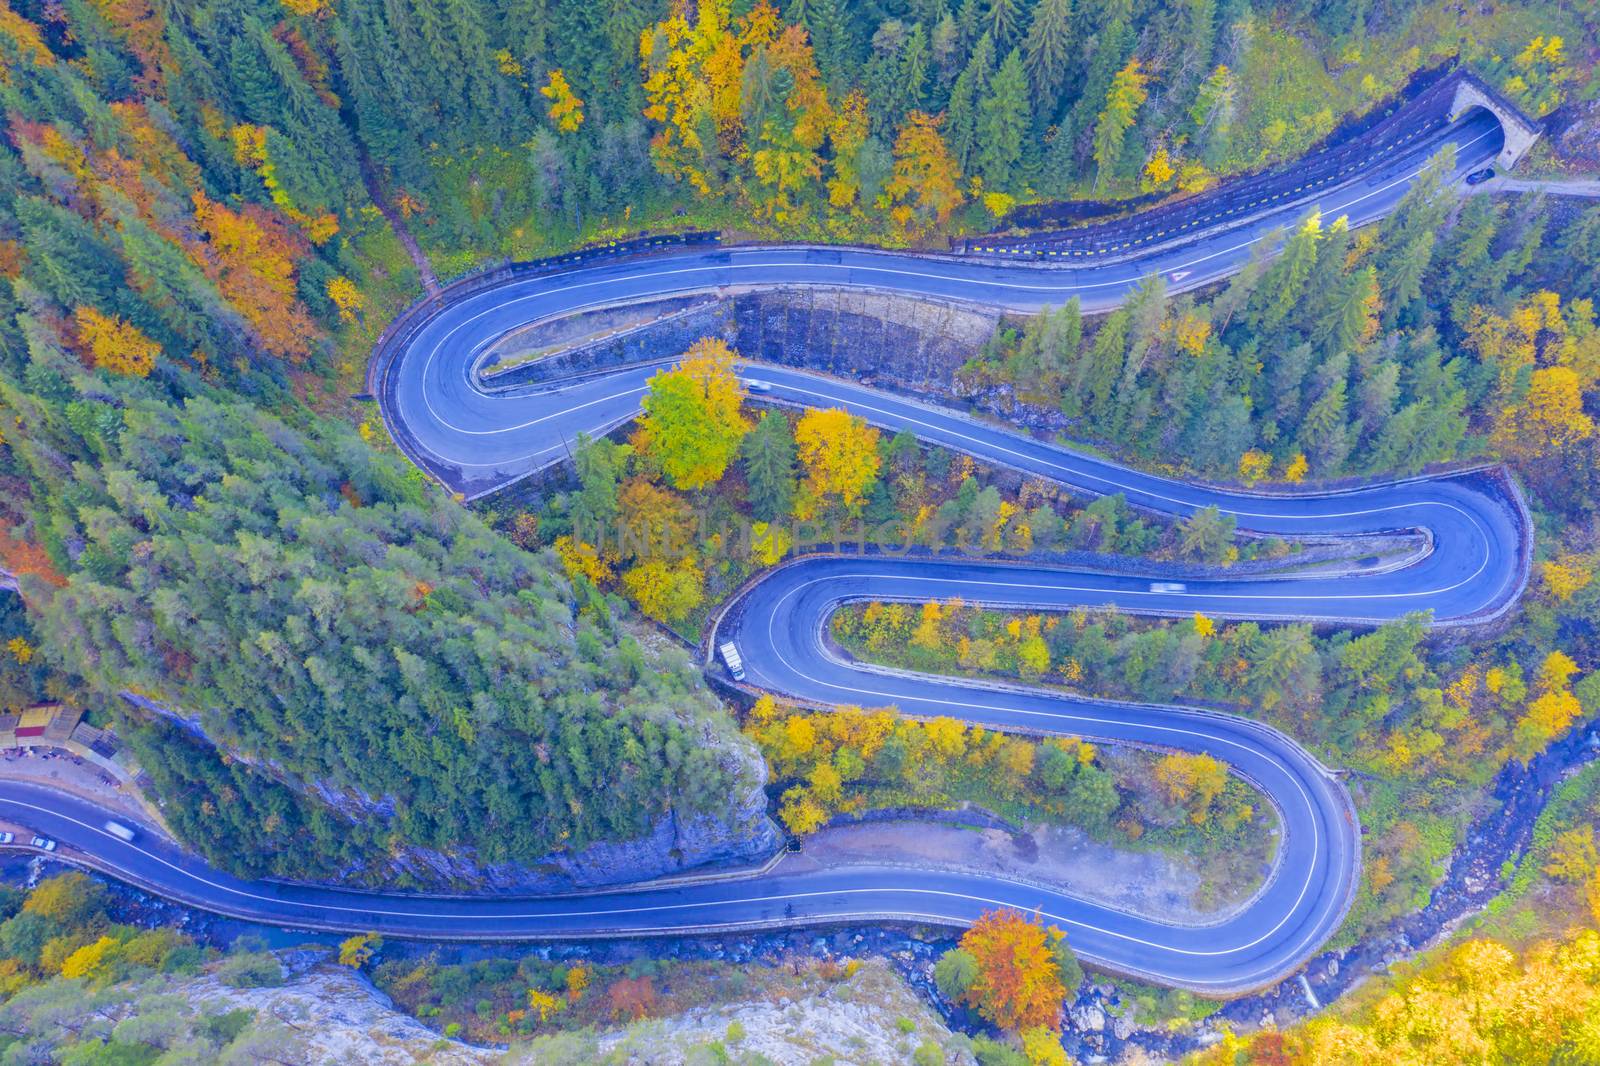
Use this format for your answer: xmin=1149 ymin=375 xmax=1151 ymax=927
xmin=365 ymin=738 xmax=781 ymax=892
xmin=482 ymin=287 xmax=999 ymax=401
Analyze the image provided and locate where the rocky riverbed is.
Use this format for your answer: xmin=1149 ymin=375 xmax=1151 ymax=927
xmin=1044 ymin=717 xmax=1600 ymax=1063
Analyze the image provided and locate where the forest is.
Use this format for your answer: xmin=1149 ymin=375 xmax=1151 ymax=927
xmin=969 ymin=167 xmax=1600 ymax=494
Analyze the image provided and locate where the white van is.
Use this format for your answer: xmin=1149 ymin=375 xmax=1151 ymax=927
xmin=719 ymin=642 xmax=746 ymax=681
xmin=103 ymin=821 xmax=136 ymax=842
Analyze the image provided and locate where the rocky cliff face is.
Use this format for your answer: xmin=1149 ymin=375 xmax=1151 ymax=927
xmin=177 ymin=954 xmax=495 ymax=1066
xmin=728 ymin=287 xmax=997 ymax=393
xmin=504 ymin=957 xmax=975 ymax=1066
xmin=370 ymin=737 xmax=781 ymax=892
xmin=482 ymin=287 xmax=1000 ymax=401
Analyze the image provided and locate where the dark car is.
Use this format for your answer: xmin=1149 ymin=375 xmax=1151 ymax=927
xmin=1465 ymin=168 xmax=1496 ymax=186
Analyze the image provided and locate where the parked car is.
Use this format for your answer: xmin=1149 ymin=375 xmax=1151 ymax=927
xmin=103 ymin=821 xmax=136 ymax=842
xmin=1465 ymin=167 xmax=1496 ymax=186
xmin=29 ymin=836 xmax=55 ymax=852
xmin=1150 ymin=582 xmax=1188 ymax=594
xmin=0 ymin=832 xmax=13 ymax=845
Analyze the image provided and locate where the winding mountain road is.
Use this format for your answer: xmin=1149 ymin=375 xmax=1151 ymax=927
xmin=0 ymin=106 xmax=1532 ymax=995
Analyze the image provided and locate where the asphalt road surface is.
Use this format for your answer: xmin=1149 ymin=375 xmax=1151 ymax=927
xmin=0 ymin=106 xmax=1529 ymax=995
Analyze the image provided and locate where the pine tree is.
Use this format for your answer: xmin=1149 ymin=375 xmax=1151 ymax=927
xmin=913 ymin=0 xmax=951 ymax=30
xmin=1037 ymin=298 xmax=1083 ymax=378
xmin=1256 ymin=212 xmax=1322 ymax=333
xmin=1091 ymin=57 xmax=1147 ymax=188
xmin=1354 ymin=355 xmax=1400 ymax=440
xmin=1082 ymin=307 xmax=1131 ymax=424
xmin=898 ymin=23 xmax=932 ymax=119
xmin=1311 ymin=264 xmax=1379 ymax=358
xmin=984 ymin=0 xmax=1025 ymax=53
xmin=1376 ymin=147 xmax=1454 ymax=324
xmin=931 ymin=14 xmax=962 ymax=90
xmin=1297 ymin=365 xmax=1351 ymax=473
xmin=12 ymin=197 xmax=125 ymax=311
xmin=1180 ymin=0 xmax=1217 ymax=79
xmin=227 ymin=33 xmax=281 ymax=124
xmin=954 ymin=0 xmax=985 ymax=55
xmin=1022 ymin=0 xmax=1073 ymax=102
xmin=976 ymin=48 xmax=1028 ymax=189
xmin=801 ymin=0 xmax=856 ymax=85
xmin=742 ymin=410 xmax=798 ymax=521
xmin=1066 ymin=0 xmax=1132 ymax=155
xmin=945 ymin=32 xmax=994 ymax=171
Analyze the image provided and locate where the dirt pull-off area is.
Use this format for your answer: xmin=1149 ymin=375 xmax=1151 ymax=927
xmin=783 ymin=817 xmax=1270 ymax=925
xmin=0 ymin=748 xmax=164 ymax=832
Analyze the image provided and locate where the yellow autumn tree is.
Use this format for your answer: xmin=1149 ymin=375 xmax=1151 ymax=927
xmin=338 ymin=933 xmax=381 ymax=968
xmin=1140 ymin=147 xmax=1175 ymax=190
xmin=747 ymin=25 xmax=830 ymax=219
xmin=1021 ymin=1026 xmax=1071 ymax=1066
xmin=956 ymin=910 xmax=1068 ymax=1032
xmin=1153 ymin=751 xmax=1229 ymax=824
xmin=527 ymin=987 xmax=566 ymax=1023
xmin=541 ymin=69 xmax=585 ymax=133
xmin=553 ymin=535 xmax=613 ymax=584
xmin=73 ymin=306 xmax=160 ymax=377
xmin=1511 ymin=649 xmax=1586 ymax=761
xmin=1468 ymin=291 xmax=1600 ymax=464
xmin=1171 ymin=312 xmax=1211 ymax=356
xmin=826 ymin=89 xmax=870 ymax=209
xmin=621 ymin=557 xmax=704 ymax=622
xmin=1494 ymin=365 xmax=1594 ymax=460
xmin=565 ymin=964 xmax=590 ymax=1002
xmin=778 ymin=785 xmax=828 ymax=833
xmin=1544 ymin=554 xmax=1594 ymax=602
xmin=1192 ymin=929 xmax=1600 ymax=1066
xmin=326 ymin=276 xmax=364 ymax=324
xmin=60 ymin=936 xmax=118 ymax=980
xmin=635 ymin=338 xmax=751 ymax=490
xmin=638 ymin=0 xmax=813 ymax=202
xmin=1237 ymin=449 xmax=1271 ymax=484
xmin=748 ymin=521 xmax=792 ymax=565
xmin=793 ymin=407 xmax=881 ymax=513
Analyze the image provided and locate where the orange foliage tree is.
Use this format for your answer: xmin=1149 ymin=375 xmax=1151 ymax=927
xmin=883 ymin=111 xmax=964 ymax=234
xmin=607 ymin=975 xmax=658 ymax=1020
xmin=189 ymin=193 xmax=318 ymax=362
xmin=956 ymin=909 xmax=1068 ymax=1032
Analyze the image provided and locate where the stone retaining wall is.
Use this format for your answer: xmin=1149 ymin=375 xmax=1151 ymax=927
xmin=481 ymin=287 xmax=999 ymax=396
